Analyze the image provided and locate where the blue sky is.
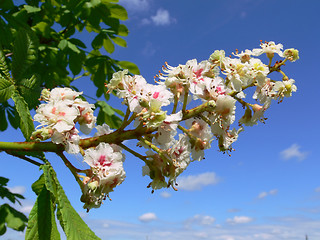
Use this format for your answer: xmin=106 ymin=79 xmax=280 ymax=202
xmin=2 ymin=0 xmax=320 ymax=239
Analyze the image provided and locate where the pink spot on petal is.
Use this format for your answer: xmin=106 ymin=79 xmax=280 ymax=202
xmin=153 ymin=92 xmax=160 ymax=99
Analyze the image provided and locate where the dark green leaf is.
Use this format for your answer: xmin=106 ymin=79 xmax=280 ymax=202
xmin=7 ymin=108 xmax=19 ymax=129
xmin=11 ymin=91 xmax=34 ymax=141
xmin=12 ymin=29 xmax=39 ymax=82
xmin=0 ymin=0 xmax=14 ymax=10
xmin=0 ymin=106 xmax=8 ymax=131
xmin=117 ymin=61 xmax=140 ymax=75
xmin=0 ymin=47 xmax=10 ymax=79
xmin=69 ymin=52 xmax=85 ymax=76
xmin=0 ymin=77 xmax=14 ymax=102
xmin=69 ymin=38 xmax=87 ymax=49
xmin=91 ymin=33 xmax=104 ymax=50
xmin=25 ymin=187 xmax=61 ymax=240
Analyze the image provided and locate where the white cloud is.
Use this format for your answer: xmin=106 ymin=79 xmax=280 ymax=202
xmin=8 ymin=186 xmax=26 ymax=195
xmin=19 ymin=204 xmax=33 ymax=214
xmin=176 ymin=172 xmax=219 ymax=191
xmin=139 ymin=212 xmax=157 ymax=222
xmin=257 ymin=189 xmax=278 ymax=199
xmin=119 ymin=0 xmax=150 ymax=12
xmin=280 ymin=144 xmax=308 ymax=161
xmin=185 ymin=214 xmax=216 ymax=228
xmin=226 ymin=216 xmax=253 ymax=224
xmin=160 ymin=191 xmax=171 ymax=198
xmin=150 ymin=8 xmax=172 ymax=26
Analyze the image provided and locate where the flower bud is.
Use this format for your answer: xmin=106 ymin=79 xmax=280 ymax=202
xmin=283 ymin=48 xmax=299 ymax=62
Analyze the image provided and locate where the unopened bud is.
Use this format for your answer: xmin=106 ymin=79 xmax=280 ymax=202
xmin=283 ymin=48 xmax=299 ymax=62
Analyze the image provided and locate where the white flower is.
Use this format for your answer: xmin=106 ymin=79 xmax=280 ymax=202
xmin=34 ymin=101 xmax=79 ymax=132
xmin=273 ymin=79 xmax=297 ymax=101
xmin=252 ymin=41 xmax=284 ymax=58
xmin=155 ymin=111 xmax=182 ymax=148
xmin=48 ymin=87 xmax=82 ymax=102
xmin=84 ymin=142 xmax=125 ymax=194
xmin=168 ymin=134 xmax=191 ymax=177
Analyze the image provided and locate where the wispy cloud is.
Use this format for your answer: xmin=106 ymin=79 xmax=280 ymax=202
xmin=142 ymin=8 xmax=176 ymax=26
xmin=139 ymin=212 xmax=157 ymax=222
xmin=119 ymin=0 xmax=150 ymax=12
xmin=184 ymin=214 xmax=216 ymax=229
xmin=226 ymin=216 xmax=253 ymax=224
xmin=257 ymin=189 xmax=278 ymax=199
xmin=8 ymin=186 xmax=26 ymax=195
xmin=280 ymin=144 xmax=308 ymax=161
xmin=176 ymin=172 xmax=220 ymax=191
xmin=160 ymin=191 xmax=171 ymax=198
xmin=315 ymin=187 xmax=320 ymax=192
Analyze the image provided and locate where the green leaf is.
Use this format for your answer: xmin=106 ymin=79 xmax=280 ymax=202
xmin=117 ymin=61 xmax=140 ymax=75
xmin=58 ymin=39 xmax=68 ymax=50
xmin=69 ymin=52 xmax=85 ymax=76
xmin=17 ymin=74 xmax=41 ymax=108
xmin=91 ymin=33 xmax=104 ymax=50
xmin=12 ymin=29 xmax=39 ymax=82
xmin=0 ymin=77 xmax=14 ymax=102
xmin=23 ymin=5 xmax=41 ymax=13
xmin=108 ymin=4 xmax=128 ymax=21
xmin=111 ymin=36 xmax=127 ymax=47
xmin=7 ymin=108 xmax=19 ymax=129
xmin=31 ymin=174 xmax=45 ymax=196
xmin=0 ymin=0 xmax=14 ymax=10
xmin=42 ymin=165 xmax=58 ymax=197
xmin=96 ymin=101 xmax=123 ymax=128
xmin=103 ymin=37 xmax=114 ymax=53
xmin=0 ymin=204 xmax=27 ymax=232
xmin=25 ymin=187 xmax=61 ymax=240
xmin=69 ymin=38 xmax=87 ymax=49
xmin=32 ymin=21 xmax=51 ymax=39
xmin=67 ymin=41 xmax=81 ymax=54
xmin=11 ymin=91 xmax=34 ymax=141
xmin=0 ymin=106 xmax=8 ymax=131
xmin=0 ymin=47 xmax=10 ymax=79
xmin=42 ymin=165 xmax=101 ymax=240
xmin=117 ymin=24 xmax=129 ymax=37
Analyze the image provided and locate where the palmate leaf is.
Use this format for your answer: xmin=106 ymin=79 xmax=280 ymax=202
xmin=12 ymin=29 xmax=39 ymax=82
xmin=42 ymin=165 xmax=101 ymax=240
xmin=11 ymin=90 xmax=34 ymax=141
xmin=0 ymin=77 xmax=14 ymax=102
xmin=25 ymin=187 xmax=61 ymax=240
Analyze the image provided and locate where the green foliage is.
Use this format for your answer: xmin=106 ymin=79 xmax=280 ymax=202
xmin=26 ymin=165 xmax=101 ymax=240
xmin=26 ymin=176 xmax=61 ymax=240
xmin=0 ymin=0 xmax=139 ymax=239
xmin=0 ymin=0 xmax=139 ymax=131
xmin=96 ymin=100 xmax=124 ymax=129
xmin=11 ymin=90 xmax=34 ymax=140
xmin=0 ymin=176 xmax=28 ymax=236
xmin=12 ymin=29 xmax=39 ymax=82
